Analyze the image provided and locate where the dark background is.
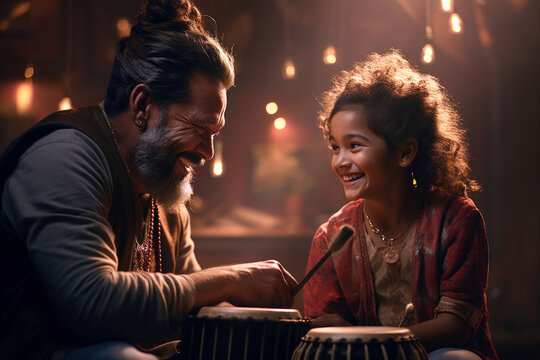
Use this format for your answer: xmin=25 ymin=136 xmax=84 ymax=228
xmin=1 ymin=0 xmax=539 ymax=357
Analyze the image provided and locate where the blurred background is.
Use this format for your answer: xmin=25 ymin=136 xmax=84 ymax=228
xmin=1 ymin=0 xmax=538 ymax=357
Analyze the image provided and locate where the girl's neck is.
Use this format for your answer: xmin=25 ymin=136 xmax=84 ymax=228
xmin=363 ymin=190 xmax=422 ymax=238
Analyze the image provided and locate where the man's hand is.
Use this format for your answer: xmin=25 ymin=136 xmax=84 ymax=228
xmin=189 ymin=260 xmax=298 ymax=309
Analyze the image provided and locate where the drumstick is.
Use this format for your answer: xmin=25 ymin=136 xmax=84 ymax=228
xmin=291 ymin=225 xmax=354 ymax=296
xmin=398 ymin=303 xmax=415 ymax=327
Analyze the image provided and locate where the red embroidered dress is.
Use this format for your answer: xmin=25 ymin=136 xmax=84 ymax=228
xmin=304 ymin=195 xmax=499 ymax=360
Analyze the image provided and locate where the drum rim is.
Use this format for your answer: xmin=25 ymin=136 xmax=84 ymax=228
xmin=196 ymin=306 xmax=303 ymax=320
xmin=305 ymin=326 xmax=413 ymax=341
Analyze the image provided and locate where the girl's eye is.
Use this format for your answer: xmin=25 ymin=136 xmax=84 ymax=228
xmin=329 ymin=144 xmax=339 ymax=152
xmin=350 ymin=142 xmax=363 ymax=149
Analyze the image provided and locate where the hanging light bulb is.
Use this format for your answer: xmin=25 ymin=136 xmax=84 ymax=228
xmin=421 ymin=44 xmax=434 ymax=64
xmin=323 ymin=45 xmax=337 ymax=65
xmin=211 ymin=140 xmax=224 ymax=177
xmin=16 ymin=81 xmax=33 ymax=114
xmin=212 ymin=160 xmax=223 ymax=176
xmin=116 ymin=17 xmax=131 ymax=38
xmin=24 ymin=63 xmax=34 ymax=79
xmin=58 ymin=97 xmax=73 ymax=111
xmin=450 ymin=13 xmax=463 ymax=33
xmin=274 ymin=117 xmax=286 ymax=130
xmin=266 ymin=102 xmax=278 ymax=115
xmin=441 ymin=0 xmax=454 ymax=12
xmin=282 ymin=58 xmax=296 ymax=79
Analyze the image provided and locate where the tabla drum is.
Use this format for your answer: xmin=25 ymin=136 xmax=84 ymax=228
xmin=179 ymin=306 xmax=311 ymax=360
xmin=292 ymin=326 xmax=428 ymax=360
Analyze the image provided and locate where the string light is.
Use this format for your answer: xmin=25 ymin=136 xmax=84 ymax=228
xmin=282 ymin=58 xmax=296 ymax=79
xmin=441 ymin=0 xmax=454 ymax=12
xmin=450 ymin=13 xmax=463 ymax=33
xmin=266 ymin=102 xmax=278 ymax=115
xmin=274 ymin=117 xmax=286 ymax=130
xmin=421 ymin=44 xmax=434 ymax=64
xmin=323 ymin=45 xmax=337 ymax=65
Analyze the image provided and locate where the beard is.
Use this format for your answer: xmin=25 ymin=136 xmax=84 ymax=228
xmin=133 ymin=113 xmax=194 ymax=214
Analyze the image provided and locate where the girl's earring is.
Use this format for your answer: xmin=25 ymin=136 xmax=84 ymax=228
xmin=411 ymin=171 xmax=418 ymax=188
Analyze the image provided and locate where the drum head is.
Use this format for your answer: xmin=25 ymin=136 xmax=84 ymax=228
xmin=305 ymin=326 xmax=413 ymax=341
xmin=196 ymin=306 xmax=302 ymax=320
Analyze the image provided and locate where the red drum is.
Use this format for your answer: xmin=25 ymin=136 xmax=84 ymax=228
xmin=292 ymin=326 xmax=428 ymax=360
xmin=180 ymin=306 xmax=311 ymax=360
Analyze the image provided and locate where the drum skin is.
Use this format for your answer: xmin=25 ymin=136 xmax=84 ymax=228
xmin=179 ymin=306 xmax=311 ymax=360
xmin=292 ymin=326 xmax=428 ymax=360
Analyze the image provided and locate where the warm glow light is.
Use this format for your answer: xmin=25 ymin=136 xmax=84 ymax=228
xmin=11 ymin=2 xmax=31 ymax=19
xmin=212 ymin=160 xmax=223 ymax=176
xmin=421 ymin=44 xmax=434 ymax=64
xmin=274 ymin=117 xmax=286 ymax=130
xmin=24 ymin=64 xmax=34 ymax=79
xmin=441 ymin=0 xmax=453 ymax=12
xmin=116 ymin=17 xmax=131 ymax=37
xmin=450 ymin=13 xmax=462 ymax=33
xmin=266 ymin=102 xmax=278 ymax=115
xmin=323 ymin=46 xmax=337 ymax=64
xmin=283 ymin=58 xmax=296 ymax=79
xmin=58 ymin=97 xmax=73 ymax=111
xmin=16 ymin=80 xmax=33 ymax=114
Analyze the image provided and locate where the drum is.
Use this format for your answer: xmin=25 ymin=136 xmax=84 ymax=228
xmin=292 ymin=326 xmax=428 ymax=360
xmin=179 ymin=306 xmax=311 ymax=360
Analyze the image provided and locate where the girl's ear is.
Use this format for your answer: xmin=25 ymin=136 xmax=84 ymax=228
xmin=397 ymin=138 xmax=418 ymax=167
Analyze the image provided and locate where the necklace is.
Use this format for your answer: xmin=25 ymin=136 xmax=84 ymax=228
xmin=134 ymin=197 xmax=163 ymax=272
xmin=98 ymin=102 xmax=162 ymax=273
xmin=364 ymin=206 xmax=412 ymax=264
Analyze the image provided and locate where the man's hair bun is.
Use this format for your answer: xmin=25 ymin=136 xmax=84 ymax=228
xmin=136 ymin=0 xmax=203 ymax=33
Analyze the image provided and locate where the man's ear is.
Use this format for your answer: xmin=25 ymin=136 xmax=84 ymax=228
xmin=129 ymin=84 xmax=152 ymax=129
xmin=397 ymin=138 xmax=418 ymax=167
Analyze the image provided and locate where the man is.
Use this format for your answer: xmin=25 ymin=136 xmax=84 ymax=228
xmin=0 ymin=1 xmax=297 ymax=359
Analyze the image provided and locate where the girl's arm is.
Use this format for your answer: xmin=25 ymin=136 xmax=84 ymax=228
xmin=409 ymin=313 xmax=473 ymax=352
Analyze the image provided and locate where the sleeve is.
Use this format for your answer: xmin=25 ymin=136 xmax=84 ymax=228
xmin=2 ymin=129 xmax=195 ymax=345
xmin=434 ymin=198 xmax=489 ymax=331
xmin=174 ymin=205 xmax=201 ymax=274
xmin=303 ymin=223 xmax=353 ymax=322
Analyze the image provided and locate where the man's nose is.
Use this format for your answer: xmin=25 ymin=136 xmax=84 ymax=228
xmin=196 ymin=136 xmax=214 ymax=161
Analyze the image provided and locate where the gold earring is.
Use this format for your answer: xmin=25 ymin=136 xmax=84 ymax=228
xmin=411 ymin=171 xmax=418 ymax=188
xmin=135 ymin=119 xmax=145 ymax=128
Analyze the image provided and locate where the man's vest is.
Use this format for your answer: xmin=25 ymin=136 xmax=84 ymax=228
xmin=0 ymin=106 xmax=144 ymax=357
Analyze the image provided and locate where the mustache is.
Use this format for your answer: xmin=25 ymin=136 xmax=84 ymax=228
xmin=177 ymin=152 xmax=205 ymax=167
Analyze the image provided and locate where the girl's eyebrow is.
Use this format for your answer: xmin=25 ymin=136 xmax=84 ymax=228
xmin=329 ymin=133 xmax=370 ymax=142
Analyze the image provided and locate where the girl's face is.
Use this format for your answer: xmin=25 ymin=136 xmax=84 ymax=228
xmin=328 ymin=107 xmax=403 ymax=201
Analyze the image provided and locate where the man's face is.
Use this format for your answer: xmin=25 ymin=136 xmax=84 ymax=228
xmin=133 ymin=72 xmax=227 ymax=213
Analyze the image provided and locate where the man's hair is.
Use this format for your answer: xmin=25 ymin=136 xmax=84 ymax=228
xmin=104 ymin=0 xmax=234 ymax=117
xmin=319 ymin=49 xmax=479 ymax=196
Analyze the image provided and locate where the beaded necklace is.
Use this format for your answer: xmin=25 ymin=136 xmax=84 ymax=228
xmin=98 ymin=102 xmax=163 ymax=272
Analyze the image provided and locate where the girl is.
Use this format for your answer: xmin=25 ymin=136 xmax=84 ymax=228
xmin=304 ymin=50 xmax=499 ymax=360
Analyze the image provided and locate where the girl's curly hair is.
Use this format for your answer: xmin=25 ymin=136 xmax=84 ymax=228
xmin=319 ymin=49 xmax=479 ymax=196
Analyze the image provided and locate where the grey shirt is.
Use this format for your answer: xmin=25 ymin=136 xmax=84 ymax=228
xmin=2 ymin=128 xmax=198 ymax=348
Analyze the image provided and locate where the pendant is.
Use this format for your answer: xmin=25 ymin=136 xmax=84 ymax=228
xmin=383 ymin=245 xmax=400 ymax=264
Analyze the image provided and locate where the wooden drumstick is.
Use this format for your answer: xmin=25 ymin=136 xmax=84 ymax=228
xmin=291 ymin=225 xmax=354 ymax=296
xmin=398 ymin=303 xmax=415 ymax=327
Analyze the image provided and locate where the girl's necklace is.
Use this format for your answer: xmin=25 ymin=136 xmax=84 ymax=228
xmin=364 ymin=206 xmax=412 ymax=264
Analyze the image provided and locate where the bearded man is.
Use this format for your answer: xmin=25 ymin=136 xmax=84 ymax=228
xmin=0 ymin=1 xmax=297 ymax=359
